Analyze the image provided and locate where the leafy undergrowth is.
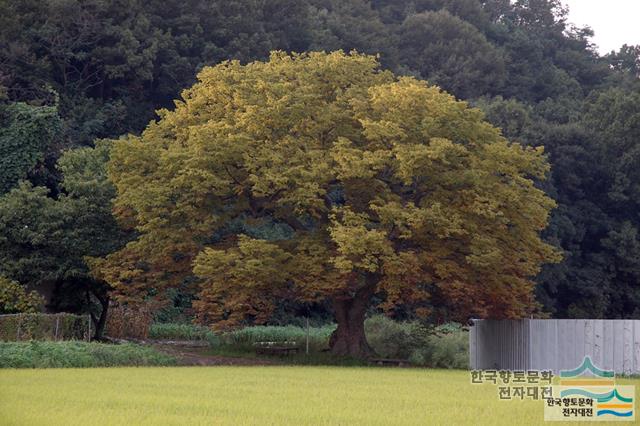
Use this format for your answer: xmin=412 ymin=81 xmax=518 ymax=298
xmin=0 ymin=341 xmax=176 ymax=368
xmin=365 ymin=317 xmax=469 ymax=369
xmin=3 ymin=367 xmax=637 ymax=425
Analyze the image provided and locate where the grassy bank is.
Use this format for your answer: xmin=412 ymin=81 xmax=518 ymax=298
xmin=0 ymin=341 xmax=176 ymax=368
xmin=1 ymin=367 xmax=638 ymax=425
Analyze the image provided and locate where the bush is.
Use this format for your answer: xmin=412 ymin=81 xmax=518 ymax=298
xmin=0 ymin=276 xmax=43 ymax=314
xmin=0 ymin=341 xmax=176 ymax=368
xmin=410 ymin=323 xmax=469 ymax=369
xmin=365 ymin=315 xmax=420 ymax=359
xmin=149 ymin=323 xmax=219 ymax=344
xmin=364 ymin=315 xmax=469 ymax=369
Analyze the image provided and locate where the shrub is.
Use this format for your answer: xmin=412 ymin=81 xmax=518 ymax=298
xmin=424 ymin=327 xmax=469 ymax=369
xmin=0 ymin=341 xmax=176 ymax=368
xmin=0 ymin=276 xmax=43 ymax=314
xmin=364 ymin=315 xmax=469 ymax=368
xmin=408 ymin=323 xmax=469 ymax=369
xmin=365 ymin=315 xmax=419 ymax=359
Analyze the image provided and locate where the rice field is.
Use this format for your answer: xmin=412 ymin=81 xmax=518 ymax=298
xmin=1 ymin=367 xmax=638 ymax=425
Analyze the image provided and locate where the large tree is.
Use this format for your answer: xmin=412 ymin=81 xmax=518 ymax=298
xmin=97 ymin=51 xmax=559 ymax=356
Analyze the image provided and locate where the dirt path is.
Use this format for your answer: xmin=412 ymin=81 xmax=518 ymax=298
xmin=152 ymin=343 xmax=275 ymax=366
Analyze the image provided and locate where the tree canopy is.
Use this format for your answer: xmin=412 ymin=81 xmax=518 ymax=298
xmin=96 ymin=52 xmax=559 ymax=355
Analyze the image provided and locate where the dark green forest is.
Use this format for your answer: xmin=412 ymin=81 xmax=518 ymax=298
xmin=1 ymin=0 xmax=640 ymax=332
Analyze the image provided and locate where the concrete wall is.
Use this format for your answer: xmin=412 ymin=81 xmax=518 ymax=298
xmin=470 ymin=319 xmax=640 ymax=374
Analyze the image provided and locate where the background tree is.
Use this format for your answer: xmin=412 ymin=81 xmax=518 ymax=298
xmin=398 ymin=10 xmax=506 ymax=98
xmin=308 ymin=0 xmax=395 ymax=67
xmin=98 ymin=52 xmax=559 ymax=356
xmin=607 ymin=44 xmax=640 ymax=78
xmin=0 ymin=142 xmax=131 ymax=337
xmin=0 ymin=102 xmax=62 ymax=194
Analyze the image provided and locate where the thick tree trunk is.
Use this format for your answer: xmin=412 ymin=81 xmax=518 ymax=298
xmin=88 ymin=290 xmax=109 ymax=341
xmin=93 ymin=294 xmax=109 ymax=340
xmin=329 ymin=282 xmax=376 ymax=358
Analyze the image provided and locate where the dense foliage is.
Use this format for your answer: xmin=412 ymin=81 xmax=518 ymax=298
xmin=365 ymin=316 xmax=468 ymax=368
xmin=96 ymin=51 xmax=558 ymax=356
xmin=0 ymin=276 xmax=43 ymax=314
xmin=0 ymin=142 xmax=131 ymax=336
xmin=0 ymin=102 xmax=61 ymax=194
xmin=1 ymin=0 xmax=640 ymax=337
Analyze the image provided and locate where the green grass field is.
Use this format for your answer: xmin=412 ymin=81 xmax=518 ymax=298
xmin=1 ymin=367 xmax=638 ymax=425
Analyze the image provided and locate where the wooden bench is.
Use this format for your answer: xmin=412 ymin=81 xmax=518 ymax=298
xmin=368 ymin=358 xmax=408 ymax=367
xmin=254 ymin=341 xmax=300 ymax=356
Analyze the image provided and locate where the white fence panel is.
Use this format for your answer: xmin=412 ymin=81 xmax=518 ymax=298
xmin=470 ymin=319 xmax=640 ymax=374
